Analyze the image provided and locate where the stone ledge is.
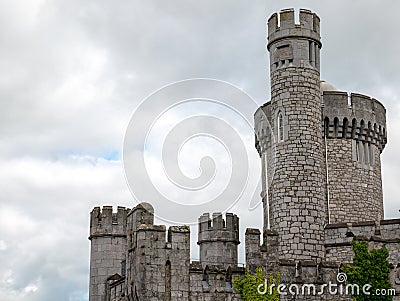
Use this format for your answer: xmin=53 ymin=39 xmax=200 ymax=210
xmin=301 ymin=261 xmax=318 ymax=267
xmin=325 ymin=223 xmax=348 ymax=229
xmin=352 ymin=221 xmax=375 ymax=227
xmin=169 ymin=226 xmax=190 ymax=233
xmin=245 ymin=228 xmax=261 ymax=235
xmin=88 ymin=233 xmax=127 ymax=240
xmin=137 ymin=224 xmax=166 ymax=232
xmin=325 ymin=236 xmax=400 ymax=246
xmin=108 ymin=275 xmax=125 ymax=288
xmin=380 ymin=218 xmax=400 ymax=225
xmin=279 ymin=260 xmax=297 ymax=266
xmin=197 ymin=238 xmax=240 ymax=245
xmin=321 ymin=261 xmax=340 ymax=268
xmin=278 ymin=260 xmax=340 ymax=268
xmin=370 ymin=236 xmax=400 ymax=243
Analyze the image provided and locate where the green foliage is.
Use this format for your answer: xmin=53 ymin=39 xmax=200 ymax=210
xmin=233 ymin=267 xmax=280 ymax=301
xmin=341 ymin=240 xmax=392 ymax=301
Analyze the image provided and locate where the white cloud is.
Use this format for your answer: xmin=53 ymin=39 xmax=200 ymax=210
xmin=0 ymin=241 xmax=7 ymax=251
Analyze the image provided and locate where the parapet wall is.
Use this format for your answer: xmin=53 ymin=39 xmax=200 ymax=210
xmin=189 ymin=262 xmax=244 ymax=299
xmin=90 ymin=206 xmax=129 ymax=238
xmin=245 ymin=228 xmax=279 ymax=274
xmin=127 ymin=211 xmax=190 ymax=253
xmin=325 ymin=219 xmax=400 ymax=264
xmin=267 ymin=9 xmax=320 ymax=49
xmin=323 ymin=91 xmax=387 ymax=151
xmin=244 ymin=224 xmax=400 ymax=298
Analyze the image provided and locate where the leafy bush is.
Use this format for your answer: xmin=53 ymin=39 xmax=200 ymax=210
xmin=341 ymin=240 xmax=392 ymax=301
xmin=233 ymin=267 xmax=279 ymax=301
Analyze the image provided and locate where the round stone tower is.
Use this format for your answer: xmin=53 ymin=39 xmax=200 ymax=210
xmin=197 ymin=212 xmax=239 ymax=268
xmin=322 ymin=91 xmax=387 ymax=224
xmin=257 ymin=8 xmax=327 ymax=261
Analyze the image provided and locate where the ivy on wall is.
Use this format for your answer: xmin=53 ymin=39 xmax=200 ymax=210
xmin=233 ymin=268 xmax=279 ymax=301
xmin=341 ymin=240 xmax=392 ymax=301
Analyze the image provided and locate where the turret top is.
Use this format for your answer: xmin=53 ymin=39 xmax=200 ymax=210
xmin=267 ymin=9 xmax=321 ymax=50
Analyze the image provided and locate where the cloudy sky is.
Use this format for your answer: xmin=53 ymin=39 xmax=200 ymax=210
xmin=1 ymin=1 xmax=400 ymax=300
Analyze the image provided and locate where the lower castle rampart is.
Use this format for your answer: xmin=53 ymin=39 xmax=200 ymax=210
xmin=91 ymin=204 xmax=400 ymax=301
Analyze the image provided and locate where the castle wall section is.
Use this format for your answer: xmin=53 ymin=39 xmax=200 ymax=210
xmin=324 ymin=219 xmax=400 ymax=264
xmin=189 ymin=262 xmax=243 ymax=300
xmin=245 ymin=228 xmax=279 ymax=274
xmin=125 ymin=203 xmax=191 ymax=301
xmin=325 ymin=219 xmax=400 ymax=298
xmin=89 ymin=206 xmax=128 ymax=301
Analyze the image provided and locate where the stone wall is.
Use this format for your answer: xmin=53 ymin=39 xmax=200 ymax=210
xmin=89 ymin=206 xmax=128 ymax=301
xmin=126 ymin=222 xmax=191 ymax=300
xmin=189 ymin=262 xmax=243 ymax=300
xmin=325 ymin=219 xmax=400 ymax=264
xmin=123 ymin=204 xmax=242 ymax=301
xmin=107 ymin=275 xmax=125 ymax=301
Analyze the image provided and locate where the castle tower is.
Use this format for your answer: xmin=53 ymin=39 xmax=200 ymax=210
xmin=88 ymin=206 xmax=128 ymax=301
xmin=198 ymin=212 xmax=239 ymax=268
xmin=126 ymin=203 xmax=191 ymax=301
xmin=255 ymin=9 xmax=326 ymax=261
xmin=323 ymin=91 xmax=387 ymax=223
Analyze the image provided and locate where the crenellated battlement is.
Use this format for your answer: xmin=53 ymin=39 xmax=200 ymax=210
xmin=267 ymin=9 xmax=321 ymax=50
xmin=198 ymin=213 xmax=239 ymax=244
xmin=89 ymin=206 xmax=129 ymax=239
xmin=245 ymin=228 xmax=279 ymax=274
xmin=198 ymin=213 xmax=240 ymax=268
xmin=323 ymin=91 xmax=387 ymax=151
xmin=324 ymin=219 xmax=400 ymax=267
xmin=127 ymin=203 xmax=190 ymax=253
xmin=325 ymin=219 xmax=400 ymax=245
xmin=189 ymin=262 xmax=244 ymax=297
xmin=133 ymin=223 xmax=190 ymax=251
